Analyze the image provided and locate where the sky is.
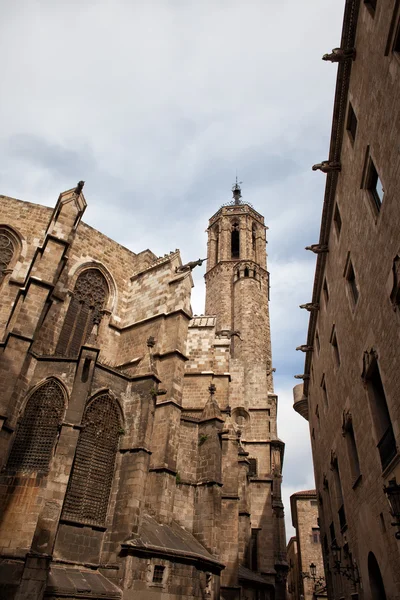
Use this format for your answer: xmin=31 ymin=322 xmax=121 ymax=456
xmin=0 ymin=0 xmax=344 ymax=538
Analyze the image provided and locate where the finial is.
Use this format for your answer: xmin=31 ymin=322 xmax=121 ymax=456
xmin=232 ymin=175 xmax=243 ymax=205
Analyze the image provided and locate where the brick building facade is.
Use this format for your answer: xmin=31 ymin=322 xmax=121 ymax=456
xmin=287 ymin=491 xmax=325 ymax=600
xmin=294 ymin=1 xmax=400 ymax=599
xmin=0 ymin=182 xmax=287 ymax=599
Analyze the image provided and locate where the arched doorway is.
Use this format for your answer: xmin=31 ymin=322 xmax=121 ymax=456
xmin=368 ymin=552 xmax=387 ymax=600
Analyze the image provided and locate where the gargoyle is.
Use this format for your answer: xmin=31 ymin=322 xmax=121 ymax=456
xmin=299 ymin=302 xmax=320 ymax=312
xmin=296 ymin=345 xmax=313 ymax=352
xmin=175 ymin=258 xmax=206 ymax=273
xmin=322 ymin=47 xmax=356 ymax=62
xmin=312 ymin=161 xmax=341 ymax=173
xmin=294 ymin=374 xmax=310 ymax=380
xmin=305 ymin=244 xmax=329 ymax=254
xmin=216 ymin=329 xmax=243 ymax=341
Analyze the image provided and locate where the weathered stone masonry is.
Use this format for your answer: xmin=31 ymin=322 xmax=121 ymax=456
xmin=0 ymin=183 xmax=287 ymax=600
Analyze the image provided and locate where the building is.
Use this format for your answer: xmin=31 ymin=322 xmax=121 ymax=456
xmin=0 ymin=182 xmax=287 ymax=600
xmin=286 ymin=490 xmax=326 ymax=600
xmin=294 ymin=0 xmax=400 ymax=599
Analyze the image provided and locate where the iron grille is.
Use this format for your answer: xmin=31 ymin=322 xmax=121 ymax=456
xmin=152 ymin=566 xmax=165 ymax=584
xmin=56 ymin=269 xmax=108 ymax=356
xmin=62 ymin=393 xmax=120 ymax=526
xmin=6 ymin=379 xmax=64 ymax=472
xmin=0 ymin=230 xmax=16 ymax=275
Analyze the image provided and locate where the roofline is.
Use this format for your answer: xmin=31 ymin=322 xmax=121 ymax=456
xmin=303 ymin=0 xmax=360 ymax=397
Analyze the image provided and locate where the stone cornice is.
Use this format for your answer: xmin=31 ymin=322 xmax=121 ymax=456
xmin=303 ymin=0 xmax=360 ymax=398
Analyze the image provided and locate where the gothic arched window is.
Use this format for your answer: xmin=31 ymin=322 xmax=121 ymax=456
xmin=252 ymin=224 xmax=257 ymax=252
xmin=62 ymin=393 xmax=121 ymax=525
xmin=231 ymin=222 xmax=240 ymax=259
xmin=56 ymin=269 xmax=108 ymax=356
xmin=0 ymin=227 xmax=19 ymax=282
xmin=6 ymin=379 xmax=65 ymax=473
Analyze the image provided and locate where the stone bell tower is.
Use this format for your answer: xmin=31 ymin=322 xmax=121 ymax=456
xmin=203 ymin=183 xmax=288 ymax=599
xmin=205 ymin=182 xmax=273 ymax=390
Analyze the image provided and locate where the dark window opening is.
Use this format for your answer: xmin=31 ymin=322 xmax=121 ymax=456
xmin=366 ymin=158 xmax=384 ymax=211
xmin=390 ymin=255 xmax=400 ymax=308
xmin=346 ymin=103 xmax=358 ymax=142
xmin=152 ymin=565 xmax=165 ymax=584
xmin=364 ymin=0 xmax=377 ymax=14
xmin=81 ymin=358 xmax=91 ymax=383
xmin=248 ymin=458 xmax=257 ymax=477
xmin=368 ymin=552 xmax=387 ymax=600
xmin=330 ymin=327 xmax=340 ymax=367
xmin=323 ymin=278 xmax=329 ymax=303
xmin=215 ymin=227 xmax=219 ymax=264
xmin=346 ymin=260 xmax=359 ymax=305
xmin=334 ymin=204 xmax=342 ymax=236
xmin=394 ymin=21 xmax=400 ymax=53
xmin=346 ymin=423 xmax=361 ymax=482
xmin=56 ymin=269 xmax=108 ymax=356
xmin=332 ymin=458 xmax=347 ymax=530
xmin=329 ymin=521 xmax=336 ymax=545
xmin=250 ymin=529 xmax=259 ymax=570
xmin=244 ymin=267 xmax=249 ymax=277
xmin=237 ymin=269 xmax=240 ymax=279
xmin=231 ymin=223 xmax=240 ymax=258
xmin=366 ymin=359 xmax=396 ymax=470
xmin=6 ymin=379 xmax=65 ymax=473
xmin=321 ymin=374 xmax=328 ymax=407
xmin=315 ymin=330 xmax=320 ymax=354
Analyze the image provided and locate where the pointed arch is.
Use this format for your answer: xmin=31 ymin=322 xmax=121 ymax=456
xmin=56 ymin=268 xmax=109 ymax=356
xmin=62 ymin=391 xmax=121 ymax=525
xmin=6 ymin=378 xmax=66 ymax=473
xmin=368 ymin=552 xmax=387 ymax=600
xmin=0 ymin=225 xmax=22 ymax=282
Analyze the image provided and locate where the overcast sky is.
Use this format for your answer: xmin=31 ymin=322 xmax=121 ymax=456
xmin=0 ymin=0 xmax=344 ymax=538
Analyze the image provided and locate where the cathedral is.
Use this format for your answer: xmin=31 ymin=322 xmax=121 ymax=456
xmin=0 ymin=182 xmax=287 ymax=600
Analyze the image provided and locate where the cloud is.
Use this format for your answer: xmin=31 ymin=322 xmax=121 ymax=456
xmin=0 ymin=0 xmax=344 ymax=542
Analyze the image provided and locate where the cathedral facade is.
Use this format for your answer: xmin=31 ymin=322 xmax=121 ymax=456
xmin=0 ymin=183 xmax=287 ymax=600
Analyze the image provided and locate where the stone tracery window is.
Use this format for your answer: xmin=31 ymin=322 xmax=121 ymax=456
xmin=0 ymin=228 xmax=18 ymax=281
xmin=6 ymin=378 xmax=65 ymax=473
xmin=62 ymin=392 xmax=120 ymax=526
xmin=56 ymin=269 xmax=108 ymax=356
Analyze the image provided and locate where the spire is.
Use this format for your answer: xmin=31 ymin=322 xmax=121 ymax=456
xmin=232 ymin=176 xmax=243 ymax=205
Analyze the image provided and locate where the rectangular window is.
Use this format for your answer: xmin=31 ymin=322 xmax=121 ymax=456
xmin=321 ymin=374 xmax=328 ymax=407
xmin=329 ymin=521 xmax=336 ymax=545
xmin=346 ymin=103 xmax=358 ymax=142
xmin=248 ymin=458 xmax=257 ymax=477
xmin=250 ymin=529 xmax=259 ymax=570
xmin=330 ymin=326 xmax=340 ymax=367
xmin=346 ymin=424 xmax=361 ymax=483
xmin=323 ymin=278 xmax=329 ymax=303
xmin=152 ymin=565 xmax=165 ymax=584
xmin=394 ymin=20 xmax=400 ymax=53
xmin=364 ymin=0 xmax=377 ymax=14
xmin=345 ymin=258 xmax=359 ymax=305
xmin=315 ymin=330 xmax=320 ymax=354
xmin=365 ymin=157 xmax=384 ymax=211
xmin=312 ymin=527 xmax=321 ymax=544
xmin=366 ymin=358 xmax=397 ymax=470
xmin=334 ymin=203 xmax=342 ymax=236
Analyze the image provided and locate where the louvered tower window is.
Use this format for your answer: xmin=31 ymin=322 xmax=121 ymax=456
xmin=62 ymin=393 xmax=120 ymax=526
xmin=6 ymin=379 xmax=65 ymax=473
xmin=56 ymin=269 xmax=108 ymax=356
xmin=0 ymin=228 xmax=17 ymax=281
